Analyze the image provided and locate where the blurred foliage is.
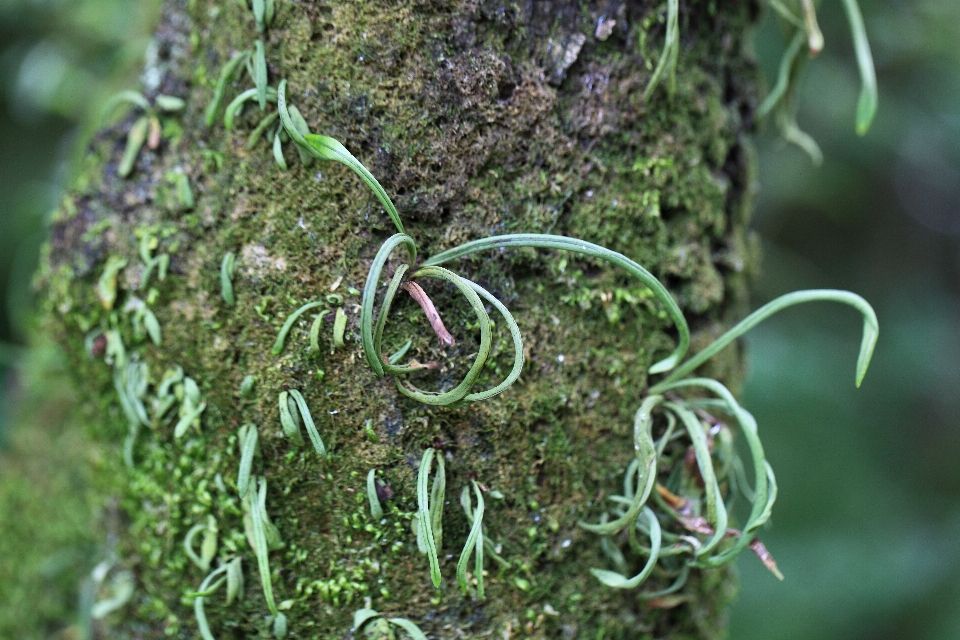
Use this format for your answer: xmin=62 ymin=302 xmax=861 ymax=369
xmin=732 ymin=1 xmax=960 ymax=638
xmin=0 ymin=0 xmax=958 ymax=638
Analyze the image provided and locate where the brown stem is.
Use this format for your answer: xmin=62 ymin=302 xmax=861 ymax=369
xmin=401 ymin=281 xmax=455 ymax=347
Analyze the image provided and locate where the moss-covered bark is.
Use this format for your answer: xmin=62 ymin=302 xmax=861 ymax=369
xmin=3 ymin=0 xmax=762 ymax=637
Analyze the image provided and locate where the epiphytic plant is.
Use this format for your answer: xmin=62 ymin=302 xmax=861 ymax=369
xmin=642 ymin=0 xmax=877 ymax=163
xmin=275 ymin=76 xmax=879 ymax=595
xmin=101 ymin=89 xmax=185 ymax=177
xmin=758 ymin=0 xmax=878 ymax=162
xmin=352 ymin=606 xmax=429 ymax=640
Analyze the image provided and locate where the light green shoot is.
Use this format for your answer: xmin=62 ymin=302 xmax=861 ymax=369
xmin=757 ymin=30 xmax=806 ymax=119
xmin=650 ymin=289 xmax=878 ymax=389
xmin=221 ymin=252 xmax=237 ymax=306
xmin=425 ymin=234 xmax=688 ymax=374
xmin=367 ymin=469 xmax=383 ymax=520
xmin=354 ymin=608 xmax=429 ymax=640
xmin=206 ymin=51 xmax=250 ymax=127
xmin=643 ymin=0 xmax=679 ymax=101
xmin=841 ymin=0 xmax=878 ymax=135
xmin=456 ymin=481 xmax=486 ymax=599
xmin=225 ymin=87 xmax=278 ymax=130
xmin=272 ymin=128 xmax=288 ymax=169
xmin=332 ymin=307 xmax=347 ymax=348
xmin=97 ymin=255 xmax=127 ymax=311
xmin=253 ymin=40 xmax=268 ymax=110
xmin=278 ymin=80 xmax=405 ymax=234
xmin=308 ymin=309 xmax=330 ymax=354
xmin=247 ymin=110 xmax=279 ymax=149
xmin=579 ymin=394 xmax=661 ymax=535
xmin=272 ymin=300 xmax=325 ymax=354
xmin=118 ymin=116 xmax=149 ymax=177
xmin=247 ymin=476 xmax=287 ymax=637
xmin=417 ymin=448 xmax=444 ymax=587
xmin=278 ymin=389 xmax=326 ymax=454
xmin=237 ymin=423 xmax=259 ymax=498
xmin=184 ymin=516 xmax=218 ymax=572
xmin=589 ymin=508 xmax=662 ymax=588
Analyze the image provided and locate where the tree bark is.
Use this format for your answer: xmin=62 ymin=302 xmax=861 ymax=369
xmin=11 ymin=0 xmax=761 ymax=637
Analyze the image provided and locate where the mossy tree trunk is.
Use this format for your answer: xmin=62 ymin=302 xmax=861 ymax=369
xmin=19 ymin=0 xmax=760 ymax=637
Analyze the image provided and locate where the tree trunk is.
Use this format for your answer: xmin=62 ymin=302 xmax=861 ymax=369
xmin=11 ymin=0 xmax=761 ymax=637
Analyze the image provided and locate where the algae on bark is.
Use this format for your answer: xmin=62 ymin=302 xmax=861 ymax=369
xmin=4 ymin=0 xmax=764 ymax=637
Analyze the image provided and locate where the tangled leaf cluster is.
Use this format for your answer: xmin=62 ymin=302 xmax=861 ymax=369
xmin=271 ymin=78 xmax=879 ymax=596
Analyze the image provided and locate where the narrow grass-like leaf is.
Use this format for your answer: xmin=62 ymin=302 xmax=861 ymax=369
xmin=308 ymin=310 xmax=329 ymax=354
xmin=253 ymin=0 xmax=265 ymax=31
xmin=287 ymin=105 xmax=313 ymax=166
xmin=654 ymin=378 xmax=770 ymax=566
xmin=841 ymin=0 xmax=877 ymax=135
xmin=456 ymin=481 xmax=486 ymax=598
xmin=333 ymin=307 xmax=347 ymax=347
xmin=289 ymin=389 xmax=326 ymax=455
xmin=240 ymin=375 xmax=256 ymax=398
xmin=424 ymin=234 xmax=688 ymax=374
xmin=174 ymin=401 xmax=206 ymax=438
xmin=257 ymin=479 xmax=284 ymax=550
xmin=206 ymin=51 xmax=249 ymax=127
xmin=757 ymin=30 xmax=806 ymax=119
xmin=184 ymin=523 xmax=208 ymax=571
xmin=200 ymin=516 xmax=218 ymax=570
xmin=97 ymin=255 xmax=127 ymax=310
xmin=388 ymin=339 xmax=412 ymax=364
xmin=459 ymin=278 xmax=524 ymax=403
xmin=354 ymin=608 xmax=380 ymax=630
xmin=90 ymin=571 xmax=134 ymax=619
xmin=278 ymin=391 xmax=304 ymax=446
xmin=247 ymin=110 xmax=279 ymax=149
xmin=651 ymin=289 xmax=878 ymax=388
xmin=225 ymin=557 xmax=243 ymax=605
xmin=192 ymin=563 xmax=230 ymax=640
xmin=221 ymin=252 xmax=236 ymax=306
xmin=237 ymin=423 xmax=258 ymax=498
xmin=580 ymin=394 xmax=661 ymax=534
xmin=429 ymin=452 xmax=446 ymax=552
xmin=589 ymin=507 xmax=662 ymax=589
xmin=417 ymin=448 xmax=443 ymax=587
xmin=387 ymin=618 xmax=430 ymax=640
xmin=174 ymin=173 xmax=194 ymax=210
xmin=118 ymin=115 xmax=149 ymax=177
xmin=278 ymin=81 xmax=405 ymax=233
xmin=778 ymin=109 xmax=824 ymax=165
xmin=225 ymin=87 xmax=278 ymax=130
xmin=272 ymin=612 xmax=287 ymax=639
xmin=253 ymin=40 xmax=267 ymax=110
xmin=155 ymin=94 xmax=185 ymax=112
xmin=157 ymin=254 xmax=169 ymax=280
xmin=663 ymin=402 xmax=727 ymax=557
xmin=265 ymin=0 xmax=275 ymax=26
xmin=272 ymin=300 xmax=324 ymax=354
xmin=248 ymin=476 xmax=279 ymax=616
xmin=143 ymin=308 xmax=162 ymax=345
xmin=272 ymin=129 xmax=288 ymax=169
xmin=643 ymin=0 xmax=679 ymax=100
xmin=367 ymin=469 xmax=383 ymax=520
xmin=102 ymin=89 xmax=150 ymax=123
xmin=360 ymin=233 xmax=417 ymax=375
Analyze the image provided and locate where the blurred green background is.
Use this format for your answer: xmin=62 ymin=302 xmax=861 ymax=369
xmin=0 ymin=1 xmax=958 ymax=638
